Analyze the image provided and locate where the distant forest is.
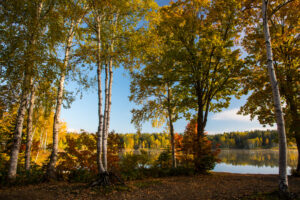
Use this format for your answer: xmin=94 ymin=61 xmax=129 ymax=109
xmin=207 ymin=130 xmax=280 ymax=149
xmin=117 ymin=130 xmax=296 ymax=150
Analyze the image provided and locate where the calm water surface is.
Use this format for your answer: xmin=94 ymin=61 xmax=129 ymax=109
xmin=121 ymin=149 xmax=298 ymax=175
xmin=213 ymin=149 xmax=298 ymax=175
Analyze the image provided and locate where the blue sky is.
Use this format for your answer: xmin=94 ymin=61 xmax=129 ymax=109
xmin=61 ymin=66 xmax=275 ymax=134
xmin=61 ymin=0 xmax=275 ymax=134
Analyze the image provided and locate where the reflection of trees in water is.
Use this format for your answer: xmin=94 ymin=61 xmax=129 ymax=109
xmin=120 ymin=149 xmax=161 ymax=164
xmin=219 ymin=150 xmax=298 ymax=168
xmin=120 ymin=149 xmax=298 ymax=169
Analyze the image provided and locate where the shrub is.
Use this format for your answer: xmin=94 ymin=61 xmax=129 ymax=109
xmin=155 ymin=149 xmax=172 ymax=168
xmin=56 ymin=131 xmax=123 ymax=182
xmin=119 ymin=150 xmax=151 ymax=180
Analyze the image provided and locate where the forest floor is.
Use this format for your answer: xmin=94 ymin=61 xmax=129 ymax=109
xmin=1 ymin=172 xmax=300 ymax=200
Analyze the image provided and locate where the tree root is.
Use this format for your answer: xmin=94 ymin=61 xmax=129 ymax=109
xmin=89 ymin=172 xmax=125 ymax=187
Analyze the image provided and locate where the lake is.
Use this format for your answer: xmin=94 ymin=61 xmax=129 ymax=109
xmin=122 ymin=149 xmax=298 ymax=175
xmin=213 ymin=149 xmax=298 ymax=175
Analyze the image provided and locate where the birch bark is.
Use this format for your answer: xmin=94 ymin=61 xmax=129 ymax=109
xmin=96 ymin=15 xmax=105 ymax=174
xmin=7 ymin=1 xmax=43 ymax=181
xmin=25 ymin=84 xmax=36 ymax=171
xmin=103 ymin=60 xmax=109 ymax=170
xmin=262 ymin=0 xmax=288 ymax=193
xmin=47 ymin=19 xmax=77 ymax=179
xmin=102 ymin=13 xmax=118 ymax=171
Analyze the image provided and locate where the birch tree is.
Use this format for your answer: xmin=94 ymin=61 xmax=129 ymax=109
xmin=2 ymin=0 xmax=57 ymax=182
xmin=262 ymin=0 xmax=291 ymax=195
xmin=46 ymin=0 xmax=88 ymax=180
xmin=240 ymin=0 xmax=299 ymax=175
xmin=86 ymin=0 xmax=157 ymax=186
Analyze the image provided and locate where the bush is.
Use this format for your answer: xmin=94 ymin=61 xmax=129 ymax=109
xmin=67 ymin=168 xmax=95 ymax=183
xmin=56 ymin=131 xmax=122 ymax=182
xmin=119 ymin=150 xmax=151 ymax=180
xmin=155 ymin=149 xmax=172 ymax=169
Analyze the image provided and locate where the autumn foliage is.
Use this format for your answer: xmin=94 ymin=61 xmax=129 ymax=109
xmin=56 ymin=131 xmax=123 ymax=181
xmin=176 ymin=119 xmax=220 ymax=172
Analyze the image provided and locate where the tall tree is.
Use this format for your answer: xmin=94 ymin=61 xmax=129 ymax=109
xmin=2 ymin=0 xmax=57 ymax=181
xmin=262 ymin=0 xmax=290 ymax=195
xmin=156 ymin=0 xmax=244 ymax=171
xmin=46 ymin=0 xmax=88 ymax=180
xmin=239 ymin=0 xmax=299 ymax=175
xmin=90 ymin=0 xmax=106 ymax=175
xmin=102 ymin=10 xmax=119 ymax=171
xmin=130 ymin=57 xmax=181 ymax=168
xmin=86 ymin=0 xmax=157 ymax=186
xmin=129 ymin=2 xmax=183 ymax=168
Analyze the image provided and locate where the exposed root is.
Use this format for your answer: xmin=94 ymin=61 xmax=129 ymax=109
xmin=89 ymin=172 xmax=124 ymax=187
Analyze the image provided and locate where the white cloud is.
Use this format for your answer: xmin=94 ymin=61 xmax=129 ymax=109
xmin=211 ymin=108 xmax=253 ymax=122
xmin=67 ymin=128 xmax=79 ymax=133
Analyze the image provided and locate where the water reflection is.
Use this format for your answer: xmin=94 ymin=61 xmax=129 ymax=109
xmin=214 ymin=149 xmax=298 ymax=175
xmin=120 ymin=149 xmax=298 ymax=175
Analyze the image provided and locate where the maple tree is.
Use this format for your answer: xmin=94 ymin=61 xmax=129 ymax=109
xmin=137 ymin=0 xmax=244 ymax=171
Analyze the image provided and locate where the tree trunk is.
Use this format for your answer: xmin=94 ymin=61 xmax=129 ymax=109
xmin=7 ymin=1 xmax=43 ymax=182
xmin=169 ymin=114 xmax=176 ymax=168
xmin=195 ymin=83 xmax=204 ymax=139
xmin=296 ymin=135 xmax=300 ymax=174
xmin=103 ymin=57 xmax=113 ymax=170
xmin=167 ymin=86 xmax=176 ymax=168
xmin=25 ymin=85 xmax=35 ymax=171
xmin=96 ymin=15 xmax=105 ymax=174
xmin=195 ymin=83 xmax=205 ymax=170
xmin=262 ymin=0 xmax=288 ymax=194
xmin=47 ymin=20 xmax=79 ymax=179
xmin=287 ymin=98 xmax=300 ymax=173
xmin=103 ymin=60 xmax=109 ymax=171
xmin=7 ymin=86 xmax=29 ymax=181
xmin=102 ymin=13 xmax=117 ymax=171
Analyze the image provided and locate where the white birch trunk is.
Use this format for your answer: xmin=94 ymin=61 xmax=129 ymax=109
xmin=103 ymin=57 xmax=113 ymax=170
xmin=7 ymin=2 xmax=43 ymax=181
xmin=102 ymin=13 xmax=118 ymax=171
xmin=103 ymin=60 xmax=109 ymax=171
xmin=47 ymin=20 xmax=76 ymax=179
xmin=96 ymin=15 xmax=105 ymax=174
xmin=25 ymin=84 xmax=36 ymax=171
xmin=262 ymin=0 xmax=288 ymax=193
xmin=47 ymin=12 xmax=85 ymax=178
xmin=7 ymin=86 xmax=29 ymax=181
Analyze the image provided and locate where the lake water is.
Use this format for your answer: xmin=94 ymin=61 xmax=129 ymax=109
xmin=122 ymin=149 xmax=298 ymax=175
xmin=213 ymin=149 xmax=298 ymax=175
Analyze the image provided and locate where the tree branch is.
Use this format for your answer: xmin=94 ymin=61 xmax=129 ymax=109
xmin=270 ymin=0 xmax=295 ymax=16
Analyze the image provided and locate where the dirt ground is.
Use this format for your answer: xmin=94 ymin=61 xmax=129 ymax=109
xmin=0 ymin=172 xmax=300 ymax=200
